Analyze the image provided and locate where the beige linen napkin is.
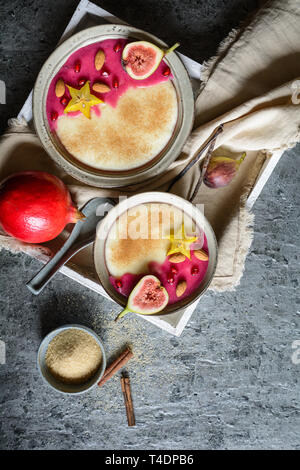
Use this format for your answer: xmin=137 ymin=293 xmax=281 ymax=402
xmin=0 ymin=0 xmax=300 ymax=291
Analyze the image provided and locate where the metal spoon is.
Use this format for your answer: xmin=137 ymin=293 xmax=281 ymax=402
xmin=26 ymin=197 xmax=115 ymax=295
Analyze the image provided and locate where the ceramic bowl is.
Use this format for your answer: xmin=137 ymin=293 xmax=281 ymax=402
xmin=37 ymin=324 xmax=106 ymax=394
xmin=94 ymin=192 xmax=218 ymax=316
xmin=33 ymin=24 xmax=194 ymax=188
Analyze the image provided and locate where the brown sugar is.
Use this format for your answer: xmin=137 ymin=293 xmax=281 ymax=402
xmin=45 ymin=329 xmax=102 ymax=384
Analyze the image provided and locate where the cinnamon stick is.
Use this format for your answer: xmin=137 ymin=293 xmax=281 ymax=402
xmin=121 ymin=375 xmax=135 ymax=426
xmin=98 ymin=347 xmax=133 ymax=387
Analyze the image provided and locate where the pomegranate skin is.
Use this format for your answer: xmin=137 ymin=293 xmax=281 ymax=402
xmin=0 ymin=171 xmax=81 ymax=243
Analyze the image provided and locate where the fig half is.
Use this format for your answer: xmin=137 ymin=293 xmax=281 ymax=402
xmin=115 ymin=275 xmax=169 ymax=320
xmin=122 ymin=41 xmax=180 ymax=80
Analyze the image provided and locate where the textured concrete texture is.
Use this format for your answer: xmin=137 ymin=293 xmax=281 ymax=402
xmin=0 ymin=0 xmax=299 ymax=450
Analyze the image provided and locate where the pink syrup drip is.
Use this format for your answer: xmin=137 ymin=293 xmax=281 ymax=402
xmin=46 ymin=38 xmax=173 ymax=132
xmin=110 ymin=237 xmax=209 ymax=306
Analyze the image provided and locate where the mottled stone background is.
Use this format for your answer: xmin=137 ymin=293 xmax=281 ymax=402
xmin=0 ymin=0 xmax=299 ymax=450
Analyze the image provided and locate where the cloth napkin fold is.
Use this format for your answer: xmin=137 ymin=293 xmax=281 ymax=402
xmin=1 ymin=0 xmax=300 ymax=292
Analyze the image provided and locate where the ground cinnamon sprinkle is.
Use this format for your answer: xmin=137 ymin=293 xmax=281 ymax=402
xmin=45 ymin=329 xmax=102 ymax=384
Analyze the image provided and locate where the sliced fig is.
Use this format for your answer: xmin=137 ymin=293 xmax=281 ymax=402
xmin=122 ymin=41 xmax=180 ymax=80
xmin=115 ymin=275 xmax=169 ymax=320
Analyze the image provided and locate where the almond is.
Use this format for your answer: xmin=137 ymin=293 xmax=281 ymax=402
xmin=176 ymin=280 xmax=187 ymax=298
xmin=55 ymin=79 xmax=65 ymax=98
xmin=95 ymin=49 xmax=105 ymax=71
xmin=168 ymin=253 xmax=186 ymax=263
xmin=92 ymin=82 xmax=111 ymax=93
xmin=194 ymin=249 xmax=209 ymax=261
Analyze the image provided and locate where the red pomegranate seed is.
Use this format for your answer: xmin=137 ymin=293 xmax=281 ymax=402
xmin=167 ymin=274 xmax=175 ymax=285
xmin=113 ymin=79 xmax=119 ymax=89
xmin=171 ymin=266 xmax=178 ymax=275
xmin=114 ymin=43 xmax=122 ymax=52
xmin=51 ymin=111 xmax=58 ymax=121
xmin=78 ymin=78 xmax=86 ymax=86
xmin=60 ymin=97 xmax=68 ymax=106
xmin=163 ymin=66 xmax=171 ymax=76
xmin=74 ymin=62 xmax=81 ymax=73
xmin=191 ymin=266 xmax=199 ymax=276
xmin=116 ymin=279 xmax=123 ymax=288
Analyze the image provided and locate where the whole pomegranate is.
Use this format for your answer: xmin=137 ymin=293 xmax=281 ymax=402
xmin=0 ymin=171 xmax=83 ymax=243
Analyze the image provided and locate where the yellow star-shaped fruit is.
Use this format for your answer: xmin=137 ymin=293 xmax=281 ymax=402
xmin=64 ymin=81 xmax=103 ymax=119
xmin=167 ymin=223 xmax=198 ymax=260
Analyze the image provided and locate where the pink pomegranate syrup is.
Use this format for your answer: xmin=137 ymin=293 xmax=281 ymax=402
xmin=46 ymin=38 xmax=173 ymax=132
xmin=110 ymin=237 xmax=209 ymax=305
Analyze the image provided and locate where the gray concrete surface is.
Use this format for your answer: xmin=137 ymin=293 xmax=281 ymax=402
xmin=0 ymin=0 xmax=299 ymax=450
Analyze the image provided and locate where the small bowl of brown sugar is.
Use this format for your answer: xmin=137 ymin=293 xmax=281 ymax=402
xmin=37 ymin=325 xmax=106 ymax=394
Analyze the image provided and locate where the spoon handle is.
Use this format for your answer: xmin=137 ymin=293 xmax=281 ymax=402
xmin=26 ymin=196 xmax=116 ymax=295
xmin=26 ymin=233 xmax=85 ymax=295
